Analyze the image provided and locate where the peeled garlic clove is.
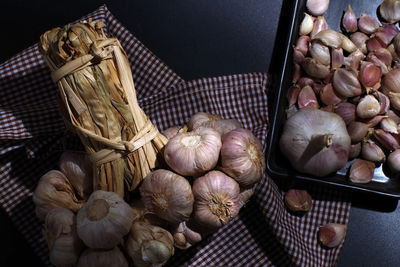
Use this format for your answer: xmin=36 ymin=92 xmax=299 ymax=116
xmin=318 ymin=223 xmax=347 ymax=248
xmin=284 ymin=189 xmax=312 ymax=212
xmin=310 ymin=41 xmax=331 ymax=66
xmin=332 ymin=68 xmax=362 ymax=98
xmin=358 ymin=14 xmax=380 ymax=35
xmin=357 ymin=95 xmax=381 ymax=119
xmin=77 ymin=247 xmax=128 ymax=267
xmin=381 ymin=118 xmax=399 ymax=134
xmin=164 ymin=127 xmax=221 ymax=176
xmin=380 ymin=0 xmax=400 ymax=23
xmin=335 ymin=102 xmax=356 ymax=125
xmin=302 ymin=57 xmax=331 ymax=79
xmin=192 ymin=171 xmax=240 ymax=229
xmin=361 ymin=140 xmax=386 ymax=163
xmin=320 ymin=83 xmax=342 ymax=106
xmin=310 ymin=16 xmax=328 ymax=39
xmin=162 ymin=125 xmax=188 ymax=140
xmin=344 ymin=49 xmax=364 ymax=70
xmin=300 ymin=13 xmax=314 ymax=35
xmin=44 ymin=208 xmax=84 ymax=267
xmin=342 ymin=5 xmax=358 ymax=33
xmin=220 ymin=128 xmax=265 ymax=187
xmin=359 ymin=61 xmax=382 ymax=90
xmin=307 ymin=0 xmax=329 ymax=16
xmin=33 ymin=170 xmax=84 ymax=221
xmin=347 ymin=121 xmax=369 ymax=143
xmin=388 ymin=149 xmax=400 ymax=172
xmin=140 ymin=169 xmax=194 ymax=224
xmin=188 ymin=112 xmax=222 ymax=131
xmin=349 ymin=142 xmax=362 ymax=159
xmin=331 ymin=48 xmax=344 ymax=69
xmin=77 ymin=190 xmax=134 ymax=249
xmin=350 ymin=32 xmax=369 ymax=54
xmin=59 ymin=151 xmax=93 ymax=200
xmin=298 ymin=85 xmax=320 ymax=108
xmin=125 ymin=221 xmax=174 ymax=267
xmin=374 ymin=129 xmax=400 ymax=151
xmin=349 ymin=159 xmax=375 ymax=184
xmin=376 ymin=24 xmax=399 ymax=47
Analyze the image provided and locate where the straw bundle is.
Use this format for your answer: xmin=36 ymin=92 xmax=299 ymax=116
xmin=39 ymin=19 xmax=168 ymax=197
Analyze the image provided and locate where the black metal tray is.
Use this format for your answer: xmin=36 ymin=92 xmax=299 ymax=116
xmin=266 ymin=0 xmax=400 ymax=198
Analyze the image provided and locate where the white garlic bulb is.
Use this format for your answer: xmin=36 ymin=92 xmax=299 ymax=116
xmin=77 ymin=190 xmax=134 ymax=249
xmin=76 ymin=247 xmax=128 ymax=267
xmin=33 ymin=170 xmax=83 ymax=220
xmin=125 ymin=221 xmax=174 ymax=267
xmin=164 ymin=127 xmax=221 ymax=176
xmin=188 ymin=112 xmax=222 ymax=130
xmin=188 ymin=112 xmax=242 ymax=136
xmin=59 ymin=151 xmax=93 ymax=200
xmin=44 ymin=208 xmax=84 ymax=267
xmin=140 ymin=169 xmax=194 ymax=224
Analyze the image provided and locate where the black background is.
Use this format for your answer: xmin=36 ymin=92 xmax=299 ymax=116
xmin=1 ymin=0 xmax=400 ymax=266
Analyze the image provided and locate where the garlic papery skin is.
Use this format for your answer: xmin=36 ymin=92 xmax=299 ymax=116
xmin=76 ymin=247 xmax=128 ymax=267
xmin=162 ymin=125 xmax=188 ymax=140
xmin=140 ymin=169 xmax=194 ymax=224
xmin=306 ymin=0 xmax=329 ymax=16
xmin=44 ymin=208 xmax=84 ymax=267
xmin=33 ymin=170 xmax=83 ymax=221
xmin=380 ymin=0 xmax=400 ymax=23
xmin=318 ymin=223 xmax=347 ymax=248
xmin=280 ymin=107 xmax=351 ymax=177
xmin=192 ymin=171 xmax=240 ymax=229
xmin=188 ymin=112 xmax=222 ymax=131
xmin=239 ymin=184 xmax=256 ymax=209
xmin=125 ymin=221 xmax=174 ymax=267
xmin=59 ymin=151 xmax=93 ymax=200
xmin=349 ymin=159 xmax=375 ymax=184
xmin=333 ymin=68 xmax=362 ymax=98
xmin=342 ymin=5 xmax=358 ymax=33
xmin=220 ymin=128 xmax=265 ymax=187
xmin=164 ymin=127 xmax=221 ymax=176
xmin=349 ymin=142 xmax=362 ymax=159
xmin=77 ymin=190 xmax=134 ymax=249
xmin=388 ymin=149 xmax=400 ymax=173
xmin=284 ymin=189 xmax=312 ymax=212
xmin=356 ymin=95 xmax=381 ymax=119
xmin=300 ymin=13 xmax=314 ymax=36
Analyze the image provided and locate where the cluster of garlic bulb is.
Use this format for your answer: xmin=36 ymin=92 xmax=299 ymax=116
xmin=282 ymin=0 xmax=400 ymax=183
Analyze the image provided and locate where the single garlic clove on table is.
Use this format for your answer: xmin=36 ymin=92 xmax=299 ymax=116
xmin=318 ymin=223 xmax=347 ymax=248
xmin=284 ymin=189 xmax=313 ymax=212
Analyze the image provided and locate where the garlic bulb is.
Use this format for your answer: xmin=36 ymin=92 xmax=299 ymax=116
xmin=33 ymin=170 xmax=83 ymax=221
xmin=306 ymin=0 xmax=329 ymax=16
xmin=220 ymin=128 xmax=265 ymax=187
xmin=188 ymin=111 xmax=242 ymax=136
xmin=59 ymin=151 xmax=93 ymax=200
xmin=140 ymin=169 xmax=194 ymax=224
xmin=164 ymin=127 xmax=221 ymax=176
xmin=318 ymin=223 xmax=347 ymax=248
xmin=162 ymin=125 xmax=188 ymax=140
xmin=77 ymin=190 xmax=134 ymax=249
xmin=188 ymin=112 xmax=222 ymax=131
xmin=125 ymin=221 xmax=174 ymax=267
xmin=76 ymin=247 xmax=128 ymax=267
xmin=44 ymin=208 xmax=84 ymax=267
xmin=192 ymin=171 xmax=240 ymax=229
xmin=280 ymin=107 xmax=351 ymax=177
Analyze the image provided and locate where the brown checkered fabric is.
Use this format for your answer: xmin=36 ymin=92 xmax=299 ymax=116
xmin=0 ymin=5 xmax=351 ymax=266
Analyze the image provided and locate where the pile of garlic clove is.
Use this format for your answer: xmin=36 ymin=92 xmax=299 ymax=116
xmin=33 ymin=112 xmax=266 ymax=266
xmin=282 ymin=0 xmax=400 ymax=184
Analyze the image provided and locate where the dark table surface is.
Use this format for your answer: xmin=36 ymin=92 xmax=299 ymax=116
xmin=1 ymin=0 xmax=400 ymax=266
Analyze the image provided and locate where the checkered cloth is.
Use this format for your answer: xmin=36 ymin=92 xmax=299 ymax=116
xmin=0 ymin=5 xmax=351 ymax=266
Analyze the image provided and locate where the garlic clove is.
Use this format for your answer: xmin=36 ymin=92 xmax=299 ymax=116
xmin=76 ymin=247 xmax=129 ymax=267
xmin=318 ymin=223 xmax=347 ymax=248
xmin=287 ymin=85 xmax=301 ymax=107
xmin=298 ymin=85 xmax=320 ymax=108
xmin=298 ymin=77 xmax=315 ymax=88
xmin=380 ymin=0 xmax=400 ymax=23
xmin=388 ymin=149 xmax=400 ymax=173
xmin=192 ymin=171 xmax=240 ymax=229
xmin=388 ymin=91 xmax=400 ymax=110
xmin=162 ymin=125 xmax=188 ymax=140
xmin=367 ymin=37 xmax=385 ymax=53
xmin=302 ymin=57 xmax=331 ymax=79
xmin=310 ymin=41 xmax=331 ymax=66
xmin=381 ymin=118 xmax=399 ymax=134
xmin=347 ymin=121 xmax=369 ymax=143
xmin=320 ymin=83 xmax=342 ymax=106
xmin=359 ymin=61 xmax=382 ymax=91
xmin=366 ymin=54 xmax=390 ymax=75
xmin=349 ymin=142 xmax=362 ymax=159
xmin=306 ymin=0 xmax=329 ymax=16
xmin=375 ymin=48 xmax=393 ymax=66
xmin=295 ymin=35 xmax=311 ymax=56
xmin=284 ymin=189 xmax=312 ymax=212
xmin=300 ymin=13 xmax=314 ymax=36
xmin=332 ymin=68 xmax=362 ymax=98
xmin=331 ymin=48 xmax=345 ymax=69
xmin=334 ymin=102 xmax=356 ymax=125
xmin=140 ymin=169 xmax=194 ymax=224
xmin=314 ymin=81 xmax=327 ymax=94
xmin=310 ymin=16 xmax=329 ymax=39
xmin=376 ymin=24 xmax=399 ymax=47
xmin=387 ymin=109 xmax=400 ymax=124
xmin=394 ymin=33 xmax=400 ymax=56
xmin=361 ymin=139 xmax=386 ymax=163
xmin=373 ymin=91 xmax=390 ymax=114
xmin=356 ymin=95 xmax=381 ymax=119
xmin=349 ymin=159 xmax=375 ymax=184
xmin=344 ymin=49 xmax=364 ymax=70
xmin=358 ymin=14 xmax=380 ymax=35
xmin=293 ymin=63 xmax=302 ymax=84
xmin=171 ymin=221 xmax=202 ymax=250
xmin=382 ymin=68 xmax=400 ymax=94
xmin=342 ymin=5 xmax=358 ymax=33
xmin=350 ymin=32 xmax=369 ymax=54
xmin=362 ymin=115 xmax=387 ymax=128
xmin=320 ymin=104 xmax=335 ymax=112
xmin=374 ymin=129 xmax=400 ymax=151
xmin=312 ymin=29 xmax=343 ymax=50
xmin=293 ymin=47 xmax=306 ymax=64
